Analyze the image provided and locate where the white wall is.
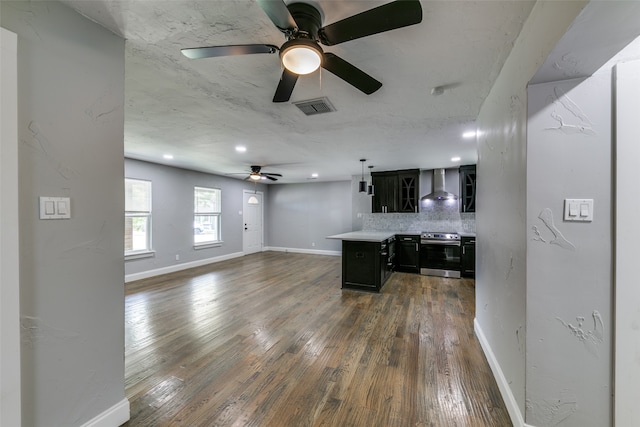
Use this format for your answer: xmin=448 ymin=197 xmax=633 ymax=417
xmin=474 ymin=1 xmax=587 ymax=425
xmin=526 ymin=74 xmax=612 ymax=426
xmin=614 ymin=59 xmax=640 ymax=427
xmin=124 ymin=158 xmax=269 ymax=279
xmin=1 ymin=2 xmax=128 ymax=426
xmin=267 ymin=181 xmax=351 ymax=253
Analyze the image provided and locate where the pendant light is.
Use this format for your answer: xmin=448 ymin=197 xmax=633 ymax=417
xmin=358 ymin=159 xmax=367 ymax=193
xmin=367 ymin=165 xmax=375 ymax=196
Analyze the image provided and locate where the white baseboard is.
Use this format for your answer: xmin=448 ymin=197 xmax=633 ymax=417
xmin=264 ymin=246 xmax=341 ymax=257
xmin=125 ymin=252 xmax=244 ymax=283
xmin=80 ymin=398 xmax=129 ymax=427
xmin=474 ymin=319 xmax=529 ymax=427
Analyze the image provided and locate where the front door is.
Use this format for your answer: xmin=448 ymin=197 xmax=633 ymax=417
xmin=243 ymin=190 xmax=263 ymax=254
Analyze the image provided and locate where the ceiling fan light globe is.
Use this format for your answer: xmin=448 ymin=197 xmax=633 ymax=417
xmin=250 ymin=173 xmax=262 ymax=181
xmin=280 ymin=40 xmax=323 ymax=75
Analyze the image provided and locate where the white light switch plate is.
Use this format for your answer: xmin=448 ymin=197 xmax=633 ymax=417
xmin=564 ymin=198 xmax=593 ymax=222
xmin=39 ymin=196 xmax=71 ymax=219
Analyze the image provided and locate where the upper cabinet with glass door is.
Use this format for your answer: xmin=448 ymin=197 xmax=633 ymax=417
xmin=459 ymin=165 xmax=476 ymax=213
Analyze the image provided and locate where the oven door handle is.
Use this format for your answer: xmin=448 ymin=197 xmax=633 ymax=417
xmin=421 ymin=241 xmax=461 ymax=247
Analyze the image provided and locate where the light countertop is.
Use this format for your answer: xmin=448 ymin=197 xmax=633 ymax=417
xmin=326 ymin=231 xmax=399 ymax=243
xmin=328 ymin=230 xmax=475 ymax=242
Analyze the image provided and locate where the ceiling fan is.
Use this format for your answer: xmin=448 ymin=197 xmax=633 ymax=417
xmin=181 ymin=0 xmax=423 ymax=102
xmin=229 ymin=165 xmax=283 ymax=181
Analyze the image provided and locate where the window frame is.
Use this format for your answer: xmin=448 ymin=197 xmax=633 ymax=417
xmin=125 ymin=178 xmax=154 ymax=260
xmin=193 ymin=186 xmax=222 ymax=248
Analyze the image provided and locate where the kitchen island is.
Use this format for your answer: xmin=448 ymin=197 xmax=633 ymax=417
xmin=327 ymin=231 xmax=398 ymax=292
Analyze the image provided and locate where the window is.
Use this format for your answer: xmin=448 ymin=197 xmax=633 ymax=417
xmin=194 ymin=186 xmax=221 ymax=246
xmin=125 ymin=178 xmax=152 ymax=256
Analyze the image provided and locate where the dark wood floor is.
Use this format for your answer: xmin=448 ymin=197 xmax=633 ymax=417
xmin=123 ymin=251 xmax=511 ymax=426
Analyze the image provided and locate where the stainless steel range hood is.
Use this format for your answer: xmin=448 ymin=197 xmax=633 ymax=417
xmin=420 ymin=168 xmax=458 ymax=201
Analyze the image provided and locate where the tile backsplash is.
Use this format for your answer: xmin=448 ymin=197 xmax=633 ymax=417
xmin=362 ymin=202 xmax=475 ymax=233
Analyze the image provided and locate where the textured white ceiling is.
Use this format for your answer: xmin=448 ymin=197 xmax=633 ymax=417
xmin=61 ymin=0 xmax=536 ymax=182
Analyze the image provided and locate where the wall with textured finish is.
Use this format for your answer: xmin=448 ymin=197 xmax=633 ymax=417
xmin=1 ymin=1 xmax=128 ymax=425
xmin=474 ymin=1 xmax=587 ymax=424
xmin=527 ymin=73 xmax=612 ymax=427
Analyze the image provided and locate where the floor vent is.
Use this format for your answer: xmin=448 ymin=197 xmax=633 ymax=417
xmin=293 ymin=97 xmax=336 ymax=116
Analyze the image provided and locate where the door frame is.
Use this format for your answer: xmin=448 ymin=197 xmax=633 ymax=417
xmin=0 ymin=27 xmax=22 ymax=426
xmin=242 ymin=189 xmax=264 ymax=255
xmin=613 ymin=60 xmax=640 ymax=426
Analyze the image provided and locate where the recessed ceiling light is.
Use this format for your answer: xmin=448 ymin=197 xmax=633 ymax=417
xmin=235 ymin=146 xmax=247 ymax=152
xmin=311 ymin=173 xmax=319 ymax=178
xmin=451 ymin=157 xmax=461 ymax=162
xmin=462 ymin=131 xmax=477 ymax=139
xmin=163 ymin=154 xmax=174 ymax=160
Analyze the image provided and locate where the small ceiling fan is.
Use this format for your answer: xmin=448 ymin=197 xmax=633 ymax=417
xmin=229 ymin=165 xmax=283 ymax=181
xmin=181 ymin=0 xmax=423 ymax=102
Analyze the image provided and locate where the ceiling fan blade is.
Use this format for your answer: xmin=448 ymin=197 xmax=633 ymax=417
xmin=273 ymin=69 xmax=298 ymax=103
xmin=181 ymin=44 xmax=278 ymax=59
xmin=318 ymin=0 xmax=422 ymax=46
xmin=256 ymin=0 xmax=298 ymax=32
xmin=262 ymin=172 xmax=283 ymax=177
xmin=322 ymin=53 xmax=382 ymax=95
xmin=265 ymin=175 xmax=278 ymax=181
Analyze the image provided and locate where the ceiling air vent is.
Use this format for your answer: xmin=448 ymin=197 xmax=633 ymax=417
xmin=293 ymin=97 xmax=336 ymax=116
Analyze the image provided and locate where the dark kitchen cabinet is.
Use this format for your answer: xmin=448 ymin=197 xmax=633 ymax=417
xmin=372 ymin=172 xmax=397 ymax=213
xmin=398 ymin=171 xmax=420 ymax=213
xmin=461 ymin=236 xmax=476 ymax=278
xmin=460 ymin=165 xmax=476 ymax=213
xmin=372 ymin=169 xmax=420 ymax=213
xmin=342 ymin=237 xmax=394 ymax=292
xmin=381 ymin=236 xmax=395 ymax=284
xmin=396 ymin=234 xmax=420 ymax=273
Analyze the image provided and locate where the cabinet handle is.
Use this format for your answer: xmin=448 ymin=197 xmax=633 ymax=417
xmin=463 ymin=247 xmax=466 ymax=255
xmin=416 ymin=243 xmax=419 ymax=252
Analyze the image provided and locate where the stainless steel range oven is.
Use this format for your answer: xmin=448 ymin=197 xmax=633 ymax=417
xmin=420 ymin=232 xmax=461 ymax=278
